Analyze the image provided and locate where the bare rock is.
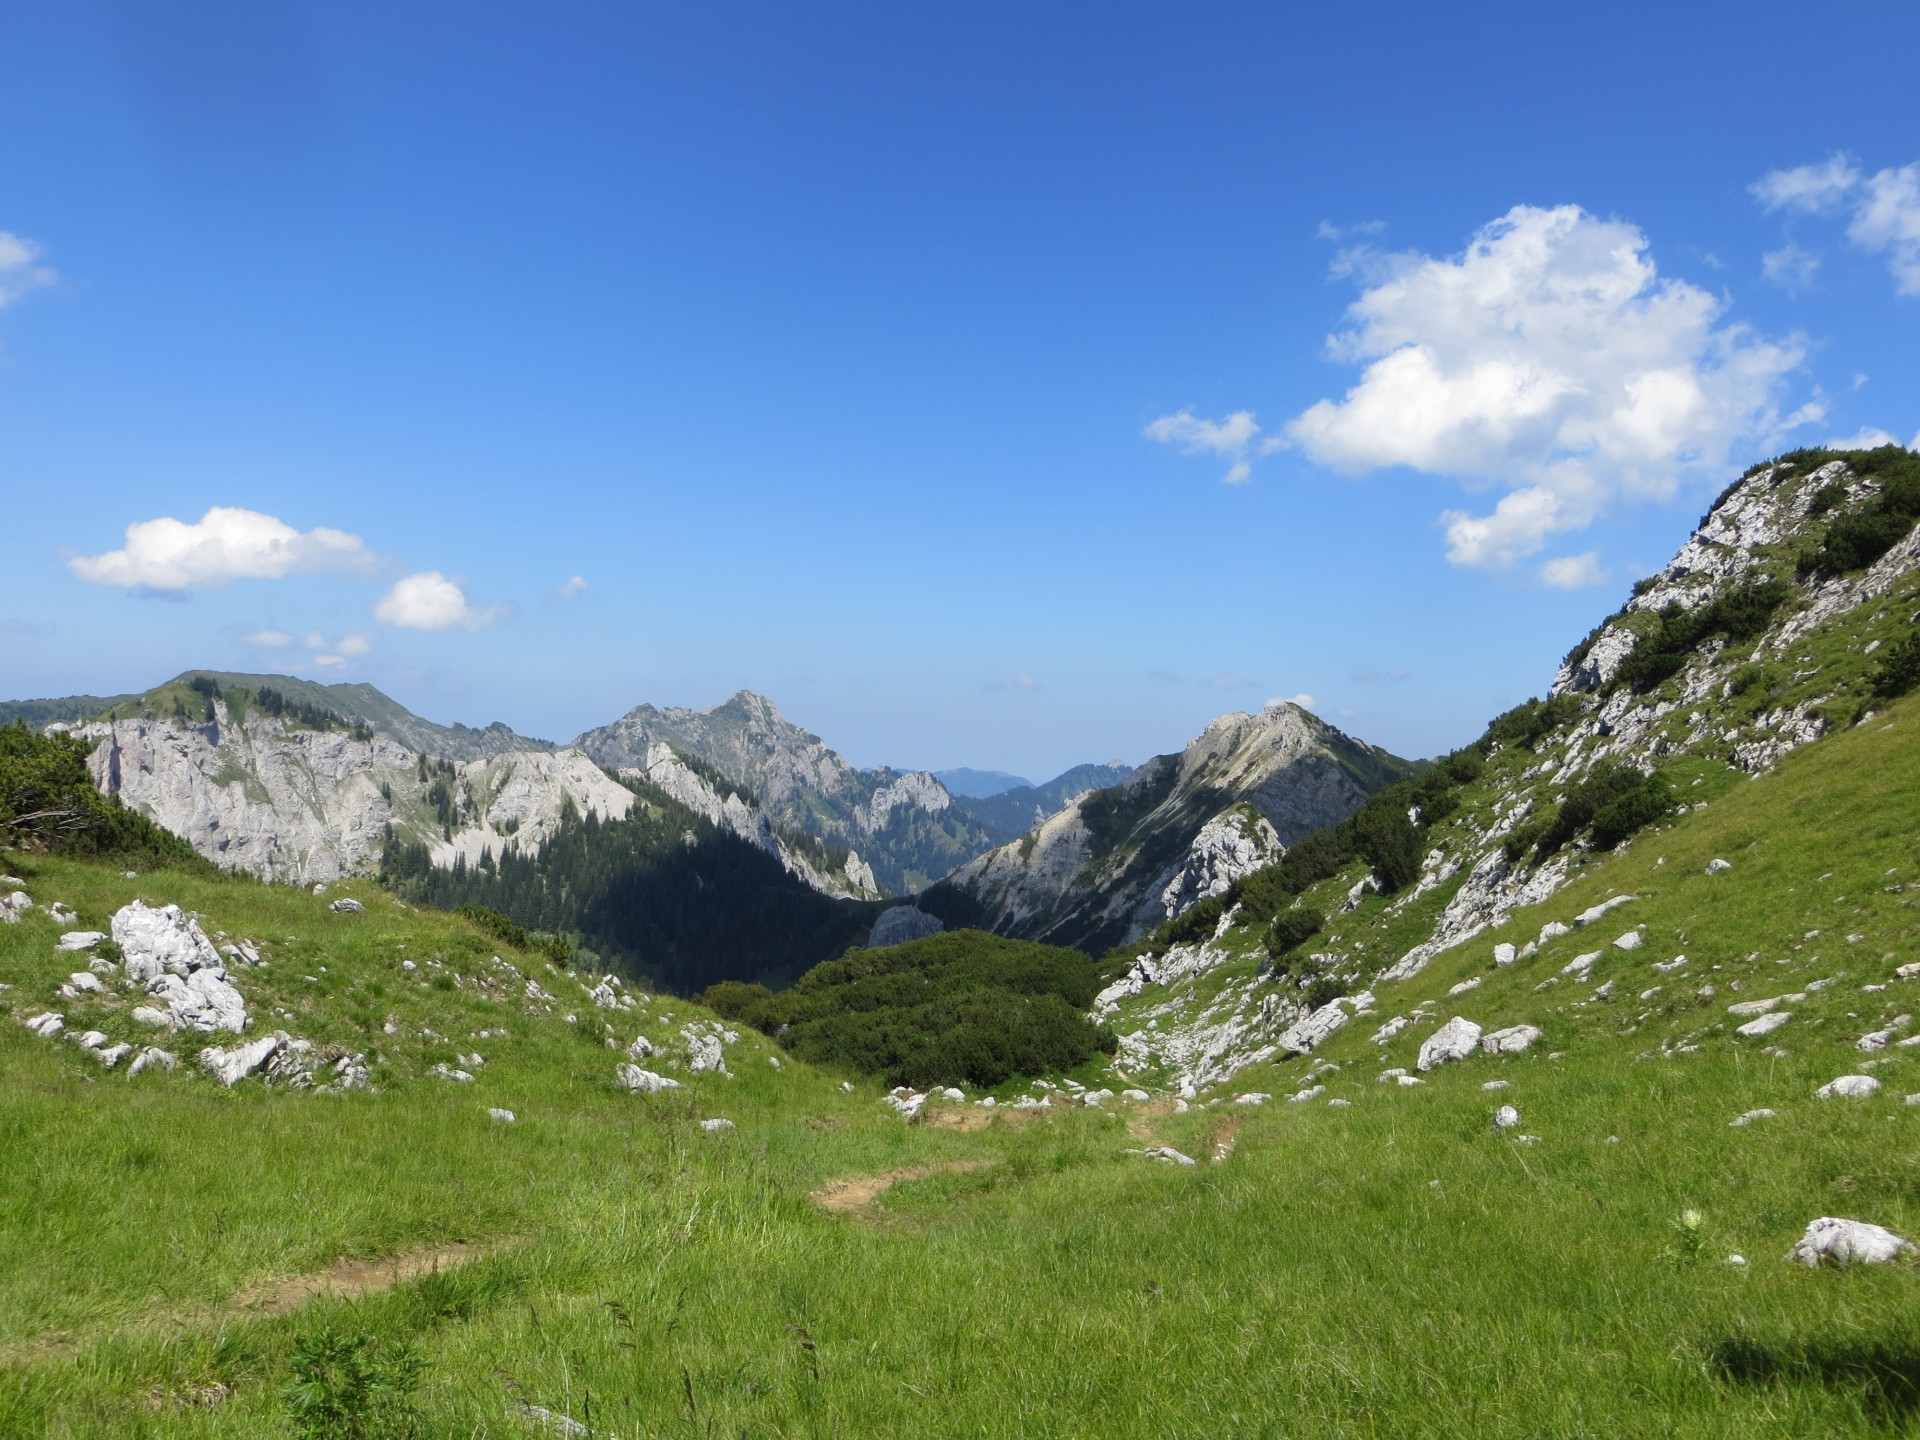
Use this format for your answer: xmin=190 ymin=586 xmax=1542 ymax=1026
xmin=1788 ymin=1217 xmax=1915 ymax=1267
xmin=616 ymin=1064 xmax=679 ymax=1093
xmin=1815 ymin=1075 xmax=1881 ymax=1099
xmin=1417 ymin=1017 xmax=1483 ymax=1071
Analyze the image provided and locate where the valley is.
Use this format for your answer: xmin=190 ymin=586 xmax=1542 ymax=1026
xmin=4 ymin=444 xmax=1920 ymax=1436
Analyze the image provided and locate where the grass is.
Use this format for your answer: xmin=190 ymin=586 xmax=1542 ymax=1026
xmin=5 ymin=694 xmax=1920 ymax=1434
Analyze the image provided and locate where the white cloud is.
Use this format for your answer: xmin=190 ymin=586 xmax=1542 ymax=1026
xmin=1849 ymin=164 xmax=1920 ymax=296
xmin=0 ymin=231 xmax=55 ymax=308
xmin=70 ymin=507 xmax=374 ymax=592
xmin=1282 ymin=205 xmax=1814 ymax=568
xmin=304 ymin=631 xmax=326 ymax=648
xmin=553 ymin=575 xmax=587 ymax=600
xmin=1751 ymin=155 xmax=1862 ymax=214
xmin=312 ymin=654 xmax=347 ymax=668
xmin=242 ymin=629 xmax=293 ymax=647
xmin=1268 ymin=693 xmax=1315 ymax=711
xmin=1143 ymin=408 xmax=1261 ymax=485
xmin=1539 ymin=551 xmax=1609 ymax=589
xmin=1761 ymin=244 xmax=1820 ymax=293
xmin=335 ymin=633 xmax=373 ymax=655
xmin=373 ymin=571 xmax=503 ymax=631
xmin=1825 ymin=427 xmax=1902 ymax=450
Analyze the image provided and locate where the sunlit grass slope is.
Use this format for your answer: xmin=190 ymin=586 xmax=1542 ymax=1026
xmin=4 ymin=691 xmax=1920 ymax=1436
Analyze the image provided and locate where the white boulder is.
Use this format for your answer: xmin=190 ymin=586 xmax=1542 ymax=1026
xmin=1706 ymin=859 xmax=1733 ymax=875
xmin=1493 ymin=1105 xmax=1520 ymax=1131
xmin=1815 ymin=1075 xmax=1881 ymax=1099
xmin=22 ymin=1012 xmax=64 ymax=1038
xmin=616 ymin=1064 xmax=680 ymax=1093
xmin=329 ymin=898 xmax=364 ymax=913
xmin=127 ymin=1046 xmax=178 ymax=1076
xmin=1417 ymin=1017 xmax=1483 ymax=1071
xmin=1574 ymin=896 xmax=1634 ymax=927
xmin=1736 ymin=1012 xmax=1792 ymax=1038
xmin=112 ymin=900 xmax=222 ymax=984
xmin=1277 ymin=999 xmax=1350 ymax=1055
xmin=1787 ymin=1216 xmax=1914 ymax=1267
xmin=198 ymin=1035 xmax=283 ymax=1086
xmin=1481 ymin=1024 xmax=1543 ymax=1056
xmin=488 ymin=1108 xmax=516 ymax=1123
xmin=56 ymin=931 xmax=105 ymax=952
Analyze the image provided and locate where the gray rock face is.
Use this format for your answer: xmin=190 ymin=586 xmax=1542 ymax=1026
xmin=953 ymin=703 xmax=1406 ymax=950
xmin=79 ymin=706 xmax=631 ymax=886
xmin=1158 ymin=807 xmax=1284 ymax=922
xmin=868 ymin=906 xmax=945 ymax=948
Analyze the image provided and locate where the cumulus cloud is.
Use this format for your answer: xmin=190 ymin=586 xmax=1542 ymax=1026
xmin=1281 ymin=204 xmax=1814 ymax=568
xmin=1751 ymin=155 xmax=1862 ymax=214
xmin=1761 ymin=244 xmax=1820 ymax=293
xmin=334 ymin=633 xmax=373 ymax=655
xmin=374 ymin=572 xmax=504 ymax=632
xmin=312 ymin=654 xmax=347 ymax=668
xmin=1143 ymin=408 xmax=1262 ymax=485
xmin=242 ymin=628 xmax=293 ymax=647
xmin=1539 ymin=551 xmax=1609 ymax=589
xmin=1850 ymin=164 xmax=1920 ymax=295
xmin=1825 ymin=427 xmax=1902 ymax=449
xmin=1753 ymin=155 xmax=1920 ymax=297
xmin=70 ymin=507 xmax=374 ymax=592
xmin=0 ymin=232 xmax=55 ymax=308
xmin=553 ymin=575 xmax=587 ymax=600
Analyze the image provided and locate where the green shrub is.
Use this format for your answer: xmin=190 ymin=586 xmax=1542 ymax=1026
xmin=701 ymin=980 xmax=774 ymax=1019
xmin=1530 ymin=763 xmax=1673 ymax=859
xmin=282 ymin=1329 xmax=424 ymax=1439
xmin=1871 ymin=631 xmax=1920 ymax=700
xmin=1613 ymin=579 xmax=1791 ymax=694
xmin=745 ymin=930 xmax=1115 ymax=1088
xmin=1798 ymin=447 xmax=1920 ymax=576
xmin=1265 ymin=906 xmax=1326 ymax=960
xmin=0 ymin=723 xmax=208 ymax=869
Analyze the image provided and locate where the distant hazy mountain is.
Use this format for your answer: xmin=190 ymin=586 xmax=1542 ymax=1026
xmin=933 ymin=768 xmax=1033 ymax=798
xmin=0 ymin=692 xmax=142 ymax=731
xmin=947 ymin=762 xmax=1134 ymax=835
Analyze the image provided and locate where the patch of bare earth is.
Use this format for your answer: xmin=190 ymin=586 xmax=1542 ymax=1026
xmin=231 ymin=1237 xmax=522 ymax=1315
xmin=808 ymin=1160 xmax=996 ymax=1212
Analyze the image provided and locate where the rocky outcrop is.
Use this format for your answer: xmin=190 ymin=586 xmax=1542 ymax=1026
xmin=949 ymin=703 xmax=1408 ymax=951
xmin=77 ymin=704 xmax=630 ymax=886
xmin=1156 ymin=807 xmax=1284 ymax=922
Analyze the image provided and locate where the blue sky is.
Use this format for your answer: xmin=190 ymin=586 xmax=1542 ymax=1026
xmin=2 ymin=1 xmax=1917 ymax=780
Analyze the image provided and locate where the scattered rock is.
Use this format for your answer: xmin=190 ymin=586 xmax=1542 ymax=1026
xmin=1416 ymin=1016 xmax=1483 ymax=1071
xmin=699 ymin=1118 xmax=735 ymax=1133
xmin=1277 ymin=997 xmax=1352 ymax=1055
xmin=1121 ymin=1088 xmax=1150 ymax=1101
xmin=1378 ymin=1068 xmax=1408 ymax=1082
xmin=1481 ymin=1024 xmax=1543 ymax=1056
xmin=1288 ymin=1085 xmax=1326 ymax=1104
xmin=1482 ymin=1080 xmax=1511 ymax=1091
xmin=22 ymin=1012 xmax=64 ymax=1038
xmin=1613 ymin=930 xmax=1642 ymax=952
xmin=198 ymin=1035 xmax=284 ymax=1087
xmin=1815 ymin=1075 xmax=1881 ymax=1099
xmin=1143 ymin=1146 xmax=1197 ymax=1166
xmin=58 ymin=971 xmax=104 ymax=998
xmin=1493 ymin=1105 xmax=1521 ymax=1131
xmin=1448 ymin=976 xmax=1483 ymax=997
xmin=1728 ymin=997 xmax=1783 ymax=1016
xmin=1493 ymin=942 xmax=1517 ymax=967
xmin=1736 ymin=1012 xmax=1793 ymax=1038
xmin=488 ymin=1108 xmax=516 ymax=1123
xmin=329 ymin=898 xmax=364 ymax=914
xmin=1396 ymin=1075 xmax=1426 ymax=1087
xmin=1857 ymin=1027 xmax=1902 ymax=1052
xmin=768 ymin=1055 xmax=782 ymax=1069
xmin=1706 ymin=859 xmax=1733 ymax=875
xmin=1233 ymin=1092 xmax=1271 ymax=1106
xmin=427 ymin=1064 xmax=475 ymax=1083
xmin=1371 ymin=1015 xmax=1411 ymax=1045
xmin=1787 ymin=1216 xmax=1915 ymax=1267
xmin=1563 ymin=952 xmax=1600 ymax=979
xmin=0 ymin=891 xmax=32 ymax=923
xmin=1082 ymin=1088 xmax=1115 ymax=1106
xmin=1538 ymin=921 xmax=1571 ymax=944
xmin=127 ymin=1046 xmax=177 ymax=1076
xmin=1574 ymin=896 xmax=1634 ymax=927
xmin=56 ymin=931 xmax=105 ymax=952
xmin=96 ymin=1042 xmax=132 ymax=1067
xmin=1327 ymin=1097 xmax=1353 ymax=1108
xmin=1730 ymin=1108 xmax=1776 ymax=1127
xmin=616 ymin=1064 xmax=679 ymax=1094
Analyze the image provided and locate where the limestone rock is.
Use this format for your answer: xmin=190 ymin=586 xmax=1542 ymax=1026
xmin=616 ymin=1064 xmax=679 ymax=1093
xmin=127 ymin=1046 xmax=178 ymax=1076
xmin=1706 ymin=859 xmax=1733 ymax=875
xmin=1787 ymin=1216 xmax=1915 ymax=1267
xmin=22 ymin=1012 xmax=64 ymax=1038
xmin=1481 ymin=1024 xmax=1542 ymax=1055
xmin=427 ymin=1064 xmax=475 ymax=1083
xmin=112 ymin=901 xmax=223 ymax=984
xmin=1277 ymin=998 xmax=1350 ymax=1056
xmin=1493 ymin=1105 xmax=1521 ymax=1131
xmin=198 ymin=1035 xmax=283 ymax=1086
xmin=1143 ymin=1146 xmax=1197 ymax=1165
xmin=699 ymin=1118 xmax=735 ymax=1133
xmin=0 ymin=891 xmax=31 ymax=923
xmin=56 ymin=931 xmax=105 ymax=952
xmin=1575 ymin=896 xmax=1634 ymax=927
xmin=1735 ymin=1011 xmax=1792 ymax=1037
xmin=1157 ymin=807 xmax=1285 ymax=921
xmin=1493 ymin=943 xmax=1517 ymax=967
xmin=488 ymin=1108 xmax=516 ymax=1123
xmin=1417 ymin=1017 xmax=1483 ymax=1071
xmin=1730 ymin=1108 xmax=1776 ymax=1127
xmin=329 ymin=898 xmax=364 ymax=914
xmin=1815 ymin=1074 xmax=1881 ymax=1099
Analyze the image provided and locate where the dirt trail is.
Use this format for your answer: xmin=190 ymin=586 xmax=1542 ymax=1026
xmin=2 ymin=1237 xmax=520 ymax=1367
xmin=808 ymin=1159 xmax=996 ymax=1212
xmin=230 ymin=1237 xmax=521 ymax=1315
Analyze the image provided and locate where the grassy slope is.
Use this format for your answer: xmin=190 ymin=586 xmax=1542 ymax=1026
xmin=3 ymin=690 xmax=1920 ymax=1436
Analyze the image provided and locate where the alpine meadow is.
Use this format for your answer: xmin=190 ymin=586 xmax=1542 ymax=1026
xmin=5 ymin=6 xmax=1920 ymax=1436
